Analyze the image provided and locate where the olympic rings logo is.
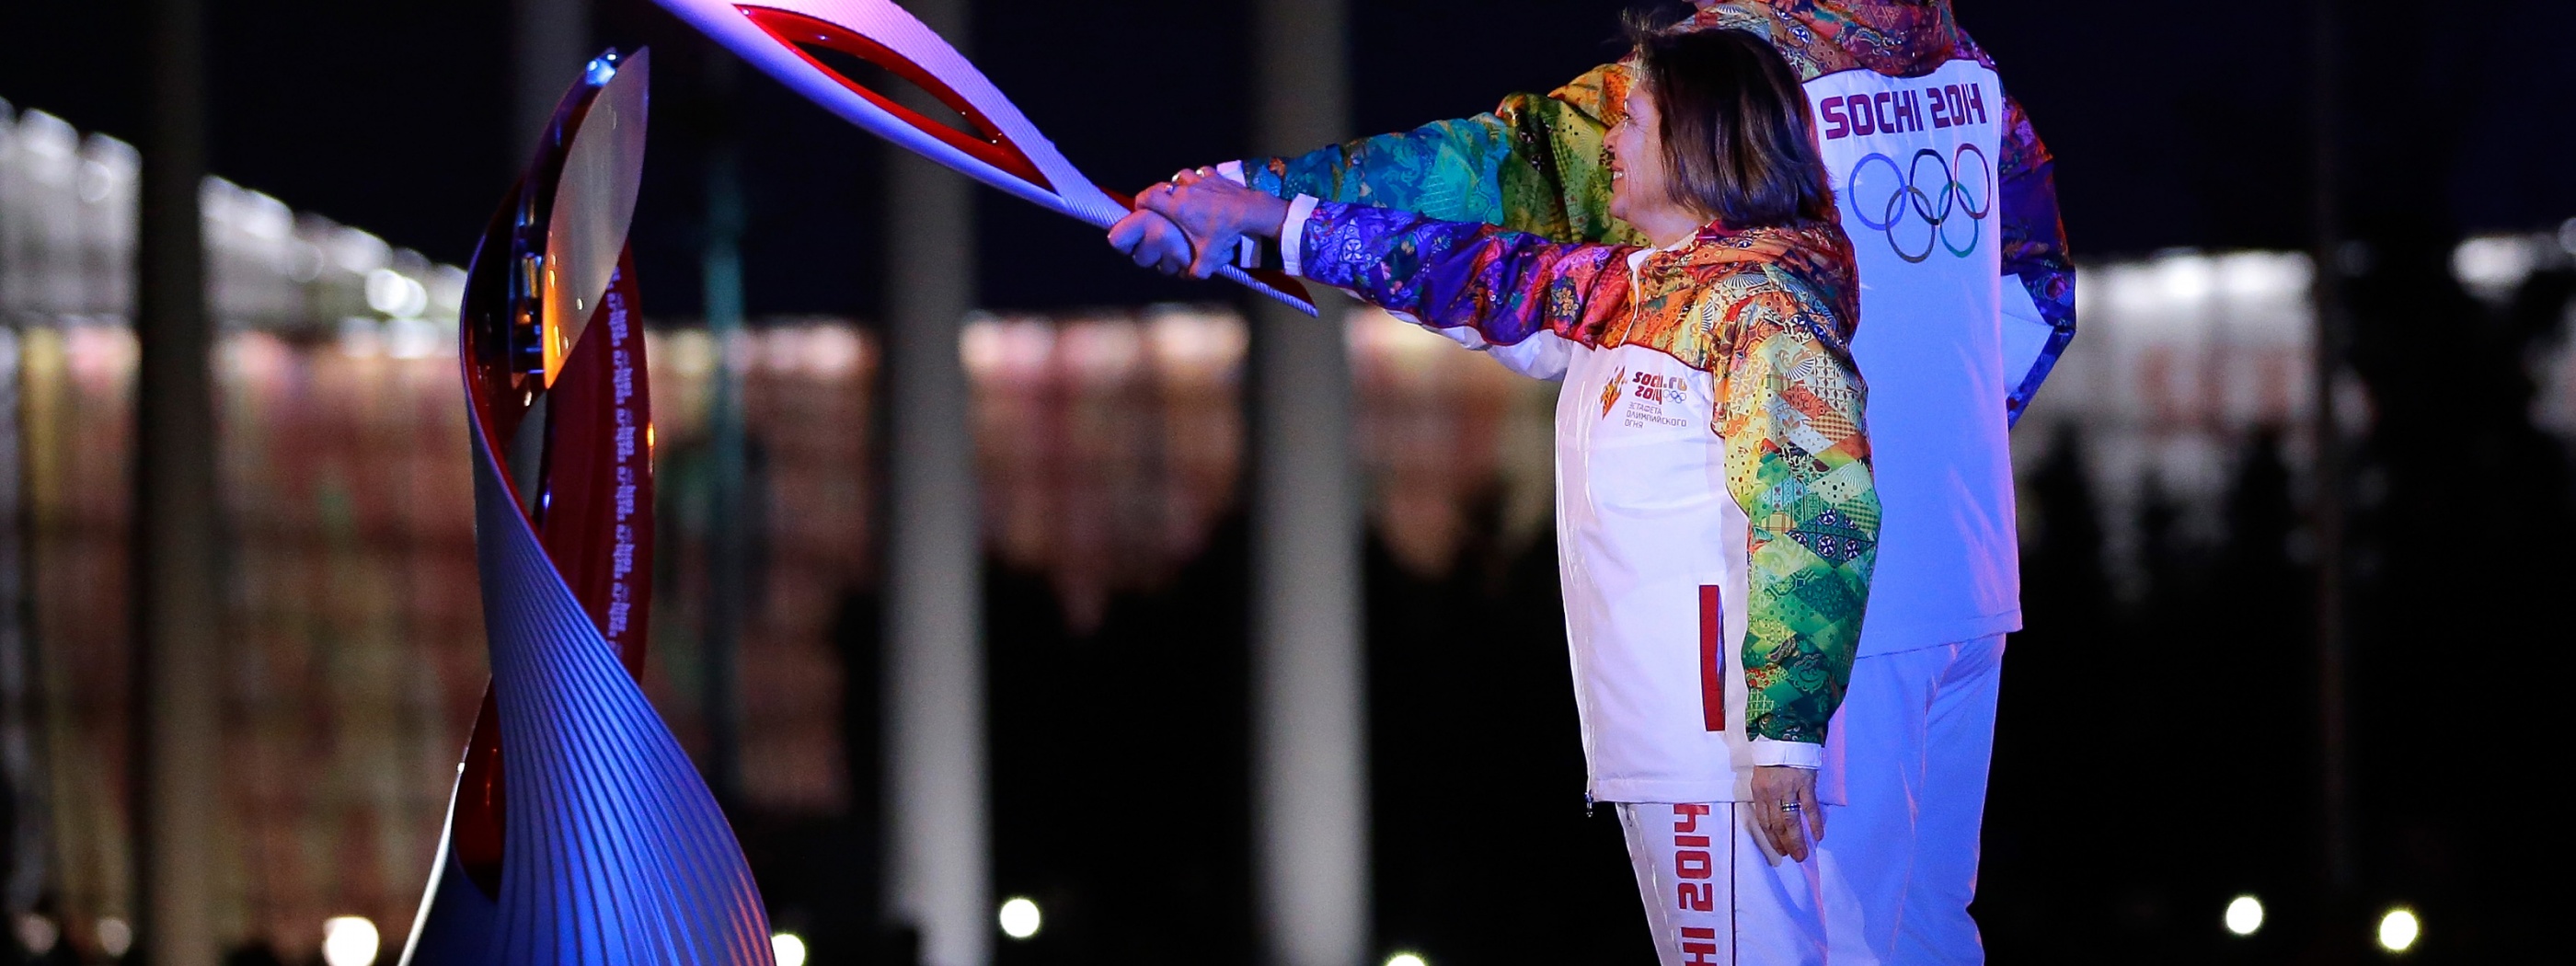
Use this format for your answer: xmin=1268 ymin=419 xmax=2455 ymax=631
xmin=1846 ymin=144 xmax=1992 ymax=263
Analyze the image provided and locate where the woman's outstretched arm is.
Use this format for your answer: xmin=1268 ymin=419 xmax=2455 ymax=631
xmin=1135 ymin=175 xmax=1635 ymax=351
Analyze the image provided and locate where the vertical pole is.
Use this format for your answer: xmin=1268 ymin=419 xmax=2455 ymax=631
xmin=131 ymin=0 xmax=220 ymax=960
xmin=882 ymin=1 xmax=986 ymax=963
xmin=1249 ymin=2 xmax=1367 ymax=964
xmin=3 ymin=330 xmax=33 ymax=912
xmin=2307 ymin=0 xmax=2352 ymax=893
xmin=2 ymin=99 xmax=41 ymax=920
xmin=702 ymin=52 xmax=750 ymax=807
xmin=512 ymin=0 xmax=592 ymax=161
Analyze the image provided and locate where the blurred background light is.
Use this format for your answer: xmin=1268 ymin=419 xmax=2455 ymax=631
xmin=997 ymin=897 xmax=1041 ymax=939
xmin=96 ymin=916 xmax=132 ymax=958
xmin=2154 ymin=251 xmax=2214 ymax=304
xmin=337 ymin=316 xmax=385 ymax=358
xmin=1386 ymin=953 xmax=1428 ymax=966
xmin=2224 ymin=894 xmax=2263 ymax=936
xmin=14 ymin=915 xmax=59 ymax=956
xmin=385 ymin=316 xmax=443 ymax=359
xmin=769 ymin=932 xmax=807 ymax=966
xmin=2451 ymin=235 xmax=2542 ymax=302
xmin=320 ymin=915 xmax=379 ymax=966
xmin=2377 ymin=907 xmax=2419 ymax=952
xmin=76 ymin=157 xmax=112 ymax=203
xmin=286 ymin=239 xmax=326 ymax=282
xmin=363 ymin=267 xmax=429 ymax=318
xmin=331 ymin=226 xmax=391 ymax=274
xmin=429 ymin=263 xmax=468 ymax=315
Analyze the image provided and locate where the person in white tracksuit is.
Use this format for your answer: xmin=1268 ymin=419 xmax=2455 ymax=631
xmin=1116 ymin=2 xmax=2072 ymax=961
xmin=1125 ymin=24 xmax=1882 ymax=964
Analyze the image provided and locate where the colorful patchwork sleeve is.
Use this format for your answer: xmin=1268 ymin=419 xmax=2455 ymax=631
xmin=1246 ymin=63 xmax=1643 ymax=246
xmin=1718 ymin=275 xmax=1880 ymax=746
xmin=1999 ymin=93 xmax=2076 ymax=425
xmin=1289 ymin=201 xmax=1634 ymax=350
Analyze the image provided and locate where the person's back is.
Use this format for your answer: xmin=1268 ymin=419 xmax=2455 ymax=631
xmin=1714 ymin=1 xmax=2025 ymax=656
xmin=1128 ymin=27 xmax=1881 ymax=963
xmin=1112 ymin=4 xmax=2071 ymax=960
xmin=1238 ymin=0 xmax=2067 ymax=661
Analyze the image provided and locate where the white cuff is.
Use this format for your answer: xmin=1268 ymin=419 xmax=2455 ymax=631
xmin=1216 ymin=162 xmax=1262 ymax=270
xmin=1749 ymin=738 xmax=1823 ymax=770
xmin=1280 ymin=194 xmax=1322 ymax=278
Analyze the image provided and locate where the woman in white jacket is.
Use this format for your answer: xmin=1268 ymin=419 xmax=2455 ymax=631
xmin=1125 ymin=24 xmax=1879 ymax=965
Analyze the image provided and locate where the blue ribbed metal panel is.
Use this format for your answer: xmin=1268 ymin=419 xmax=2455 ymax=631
xmin=464 ymin=427 xmax=772 ymax=964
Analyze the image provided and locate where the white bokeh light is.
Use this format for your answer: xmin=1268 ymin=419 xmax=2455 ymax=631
xmin=2224 ymin=895 xmax=2263 ymax=936
xmin=770 ymin=932 xmax=808 ymax=966
xmin=2377 ymin=908 xmax=2420 ymax=952
xmin=1386 ymin=954 xmax=1428 ymax=966
xmin=364 ymin=268 xmax=430 ymax=318
xmin=997 ymin=897 xmax=1041 ymax=939
xmin=321 ymin=915 xmax=380 ymax=966
xmin=15 ymin=915 xmax=59 ymax=956
xmin=97 ymin=916 xmax=132 ymax=958
xmin=2451 ymin=235 xmax=2539 ymax=302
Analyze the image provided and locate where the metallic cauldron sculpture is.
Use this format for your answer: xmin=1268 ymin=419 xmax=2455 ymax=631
xmin=399 ymin=48 xmax=776 ymax=966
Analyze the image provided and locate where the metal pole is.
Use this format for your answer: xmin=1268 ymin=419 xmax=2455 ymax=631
xmin=131 ymin=0 xmax=220 ymax=960
xmin=1249 ymin=1 xmax=1367 ymax=963
xmin=512 ymin=0 xmax=593 ymax=161
xmin=702 ymin=52 xmax=751 ymax=807
xmin=0 ymin=179 xmax=42 ymax=920
xmin=882 ymin=0 xmax=987 ymax=962
xmin=1 ymin=97 xmax=44 ymax=926
xmin=2307 ymin=0 xmax=2353 ymax=893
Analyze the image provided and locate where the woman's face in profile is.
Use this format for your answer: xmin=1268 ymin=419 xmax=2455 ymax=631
xmin=1607 ymin=81 xmax=1696 ymax=239
xmin=1607 ymin=84 xmax=1662 ymax=226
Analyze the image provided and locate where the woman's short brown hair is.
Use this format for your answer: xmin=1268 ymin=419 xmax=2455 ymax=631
xmin=1627 ymin=17 xmax=1835 ymax=229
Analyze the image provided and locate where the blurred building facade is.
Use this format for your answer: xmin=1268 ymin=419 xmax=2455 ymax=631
xmin=2021 ymin=228 xmax=2576 ymax=594
xmin=0 ymin=101 xmax=1565 ymax=963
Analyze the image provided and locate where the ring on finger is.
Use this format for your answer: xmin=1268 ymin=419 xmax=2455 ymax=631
xmin=1779 ymin=802 xmax=1802 ymax=812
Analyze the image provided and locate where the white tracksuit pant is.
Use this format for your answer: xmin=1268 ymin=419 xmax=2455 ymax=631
xmin=1620 ymin=635 xmax=2004 ymax=965
xmin=1818 ymin=635 xmax=2006 ymax=965
xmin=1618 ymin=802 xmax=1825 ymax=966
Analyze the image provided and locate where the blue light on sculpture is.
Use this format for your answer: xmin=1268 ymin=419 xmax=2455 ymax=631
xmin=398 ymin=48 xmax=775 ymax=966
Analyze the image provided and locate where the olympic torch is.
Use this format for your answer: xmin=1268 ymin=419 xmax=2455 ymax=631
xmin=651 ymin=0 xmax=1318 ymax=315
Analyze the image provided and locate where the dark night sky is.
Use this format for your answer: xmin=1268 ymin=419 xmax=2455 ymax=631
xmin=5 ymin=0 xmax=2572 ymax=316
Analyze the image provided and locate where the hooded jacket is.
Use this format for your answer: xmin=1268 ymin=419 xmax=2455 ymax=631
xmin=1282 ymin=194 xmax=1878 ymax=788
xmin=1240 ymin=0 xmax=2049 ymax=659
xmin=1239 ymin=0 xmax=2072 ymax=420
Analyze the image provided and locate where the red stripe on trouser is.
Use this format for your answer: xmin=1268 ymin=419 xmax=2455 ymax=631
xmin=1699 ymin=584 xmax=1724 ymax=731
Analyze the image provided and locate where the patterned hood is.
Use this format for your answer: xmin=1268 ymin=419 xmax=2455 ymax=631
xmin=1696 ymin=0 xmax=1963 ymax=77
xmin=1648 ymin=219 xmax=1862 ymax=339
